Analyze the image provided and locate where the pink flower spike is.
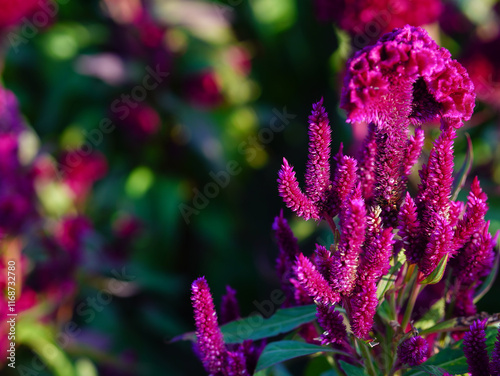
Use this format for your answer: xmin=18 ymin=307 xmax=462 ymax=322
xmin=328 ymin=153 xmax=358 ymax=217
xmin=349 ymin=280 xmax=378 ymax=339
xmin=357 ymin=123 xmax=377 ymax=202
xmin=463 ymin=320 xmax=491 ymax=376
xmin=419 ymin=214 xmax=454 ymax=277
xmin=305 ymin=98 xmax=332 ymax=204
xmin=191 ymin=277 xmax=227 ymax=374
xmin=454 ymin=176 xmax=489 ymax=252
xmin=278 ymin=158 xmax=319 ymax=220
xmin=403 ymin=127 xmax=424 ymax=176
xmin=316 ymin=304 xmax=347 ymax=345
xmin=398 ymin=192 xmax=422 ymax=265
xmin=294 ymin=253 xmax=340 ymax=305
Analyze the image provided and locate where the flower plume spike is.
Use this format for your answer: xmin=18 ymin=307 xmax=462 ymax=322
xmin=191 ymin=277 xmax=227 ymax=375
xmin=328 ymin=152 xmax=358 ymax=217
xmin=491 ymin=326 xmax=500 ymax=376
xmin=305 ymin=98 xmax=332 ymax=204
xmin=397 ymin=336 xmax=428 ymax=366
xmin=220 ymin=286 xmax=240 ymax=325
xmin=463 ymin=320 xmax=491 ymax=376
xmin=398 ymin=192 xmax=422 ymax=264
xmin=316 ymin=304 xmax=347 ymax=345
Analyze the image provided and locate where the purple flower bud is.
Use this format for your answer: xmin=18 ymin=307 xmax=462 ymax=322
xmin=278 ymin=158 xmax=319 ymax=220
xmin=316 ymin=304 xmax=347 ymax=345
xmin=220 ymin=286 xmax=240 ymax=325
xmin=191 ymin=277 xmax=227 ymax=374
xmin=305 ymin=98 xmax=332 ymax=204
xmin=463 ymin=320 xmax=491 ymax=376
xmin=358 ymin=226 xmax=394 ymax=282
xmin=398 ymin=192 xmax=422 ymax=264
xmin=226 ymin=350 xmax=248 ymax=376
xmin=328 ymin=151 xmax=358 ymax=217
xmin=397 ymin=336 xmax=428 ymax=366
xmin=294 ymin=253 xmax=340 ymax=305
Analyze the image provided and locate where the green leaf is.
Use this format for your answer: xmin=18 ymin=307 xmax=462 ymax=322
xmin=414 ymin=298 xmax=445 ymax=331
xmin=420 ymin=253 xmax=449 ymax=285
xmin=17 ymin=319 xmax=77 ymax=376
xmin=474 ymin=242 xmax=500 ymax=303
xmin=451 ymin=133 xmax=473 ymax=201
xmin=413 ymin=364 xmax=447 ymax=376
xmin=377 ymin=252 xmax=406 ymax=300
xmin=222 ymin=304 xmax=317 ymax=344
xmin=418 ymin=318 xmax=457 ymax=336
xmin=255 ymin=340 xmax=350 ymax=372
xmin=338 ymin=360 xmax=368 ymax=376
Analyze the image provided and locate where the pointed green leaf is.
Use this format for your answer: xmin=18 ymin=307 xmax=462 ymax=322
xmin=377 ymin=252 xmax=406 ymax=300
xmin=414 ymin=298 xmax=445 ymax=331
xmin=420 ymin=253 xmax=449 ymax=285
xmin=222 ymin=304 xmax=318 ymax=344
xmin=255 ymin=341 xmax=350 ymax=372
xmin=451 ymin=133 xmax=473 ymax=201
xmin=418 ymin=318 xmax=457 ymax=336
xmin=338 ymin=360 xmax=368 ymax=376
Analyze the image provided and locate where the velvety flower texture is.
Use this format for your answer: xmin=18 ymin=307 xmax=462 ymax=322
xmin=397 ymin=336 xmax=428 ymax=366
xmin=316 ymin=304 xmax=347 ymax=345
xmin=220 ymin=286 xmax=240 ymax=325
xmin=343 ymin=26 xmax=474 ymax=227
xmin=463 ymin=320 xmax=491 ymax=376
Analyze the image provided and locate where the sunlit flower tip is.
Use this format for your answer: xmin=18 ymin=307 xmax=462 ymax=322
xmin=191 ymin=277 xmax=227 ymax=374
xmin=403 ymin=127 xmax=425 ymax=175
xmin=454 ymin=176 xmax=489 ymax=251
xmin=397 ymin=336 xmax=428 ymax=366
xmin=329 ymin=154 xmax=358 ymax=217
xmin=341 ymin=25 xmax=475 ymax=128
xmin=220 ymin=286 xmax=241 ymax=325
xmin=294 ymin=253 xmax=340 ymax=305
xmin=349 ymin=280 xmax=378 ymax=339
xmin=366 ymin=206 xmax=383 ymax=238
xmin=278 ymin=158 xmax=319 ymax=220
xmin=419 ymin=214 xmax=453 ymax=276
xmin=491 ymin=326 xmax=500 ymax=376
xmin=463 ymin=320 xmax=491 ymax=376
xmin=453 ymin=221 xmax=495 ymax=287
xmin=316 ymin=304 xmax=347 ymax=345
xmin=305 ymin=98 xmax=331 ymax=203
xmin=398 ymin=192 xmax=421 ymax=264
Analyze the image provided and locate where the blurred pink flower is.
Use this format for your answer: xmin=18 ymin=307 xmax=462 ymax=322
xmin=184 ymin=70 xmax=223 ymax=109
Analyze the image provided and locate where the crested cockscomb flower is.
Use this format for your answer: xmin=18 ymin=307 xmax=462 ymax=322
xmin=305 ymin=98 xmax=331 ymax=204
xmin=191 ymin=277 xmax=227 ymax=375
xmin=349 ymin=280 xmax=378 ymax=339
xmin=397 ymin=336 xmax=428 ymax=366
xmin=463 ymin=320 xmax=491 ymax=376
xmin=220 ymin=286 xmax=240 ymax=325
xmin=452 ymin=221 xmax=496 ymax=287
xmin=294 ymin=253 xmax=340 ymax=305
xmin=341 ymin=25 xmax=474 ymax=225
xmin=398 ymin=192 xmax=421 ymax=264
xmin=491 ymin=326 xmax=500 ymax=376
xmin=316 ymin=304 xmax=347 ymax=345
xmin=453 ymin=177 xmax=489 ymax=252
xmin=331 ymin=190 xmax=366 ymax=296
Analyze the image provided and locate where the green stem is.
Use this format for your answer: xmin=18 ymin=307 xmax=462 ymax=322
xmin=401 ymin=278 xmax=421 ymax=332
xmin=358 ymin=339 xmax=377 ymax=376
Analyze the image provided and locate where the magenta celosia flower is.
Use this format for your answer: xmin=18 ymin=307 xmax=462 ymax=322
xmin=403 ymin=127 xmax=425 ymax=176
xmin=452 ymin=221 xmax=496 ymax=287
xmin=316 ymin=304 xmax=347 ymax=345
xmin=397 ymin=336 xmax=428 ymax=366
xmin=463 ymin=320 xmax=491 ymax=376
xmin=453 ymin=287 xmax=477 ymax=317
xmin=453 ymin=177 xmax=489 ymax=252
xmin=315 ymin=0 xmax=442 ymax=41
xmin=331 ymin=190 xmax=366 ymax=295
xmin=220 ymin=286 xmax=240 ymax=325
xmin=491 ymin=326 xmax=500 ymax=376
xmin=358 ymin=226 xmax=394 ymax=282
xmin=305 ymin=98 xmax=331 ymax=204
xmin=294 ymin=253 xmax=340 ymax=305
xmin=329 ymin=150 xmax=358 ymax=217
xmin=357 ymin=123 xmax=377 ymax=202
xmin=349 ymin=280 xmax=378 ymax=339
xmin=191 ymin=277 xmax=227 ymax=375
xmin=419 ymin=213 xmax=454 ymax=276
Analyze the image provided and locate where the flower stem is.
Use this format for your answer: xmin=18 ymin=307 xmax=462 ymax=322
xmin=358 ymin=339 xmax=377 ymax=376
xmin=401 ymin=277 xmax=421 ymax=332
